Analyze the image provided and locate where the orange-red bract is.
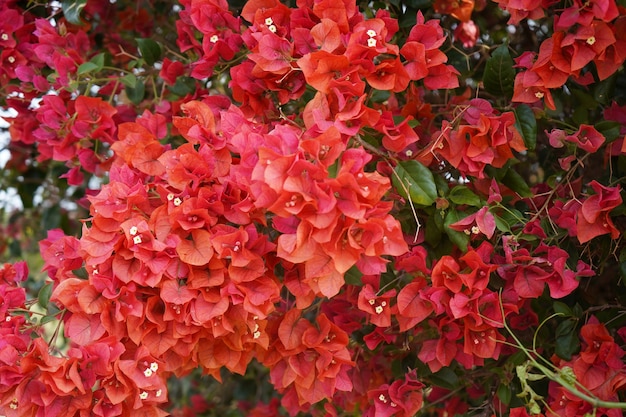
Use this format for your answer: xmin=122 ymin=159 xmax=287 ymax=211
xmin=176 ymin=230 xmax=214 ymax=266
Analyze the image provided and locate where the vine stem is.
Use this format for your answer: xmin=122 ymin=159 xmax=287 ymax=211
xmin=47 ymin=310 xmax=66 ymax=350
xmin=527 ymin=153 xmax=590 ymax=224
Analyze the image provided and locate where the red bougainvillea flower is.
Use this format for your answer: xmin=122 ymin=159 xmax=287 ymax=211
xmin=572 ymin=125 xmax=606 ymax=153
xmin=491 ymin=0 xmax=547 ymax=25
xmin=417 ymin=319 xmax=461 ymax=372
xmin=248 ymin=31 xmax=294 ymax=75
xmin=463 ymin=323 xmax=503 ymax=360
xmin=530 ymin=32 xmax=572 ymax=89
xmin=547 ymin=124 xmax=606 ymax=154
xmin=556 ymin=0 xmax=619 ymax=30
xmin=0 ymin=261 xmax=28 ymax=315
xmin=376 ymin=111 xmax=420 ymax=153
xmin=576 ymin=180 xmax=622 ymax=243
xmin=594 ymin=16 xmax=626 ymax=81
xmin=395 ymin=275 xmax=434 ymax=331
xmin=496 ymin=236 xmax=588 ymax=299
xmin=357 ymin=283 xmax=396 ymax=327
xmin=159 ymin=58 xmax=185 ymax=85
xmin=366 ymin=369 xmax=425 ymax=417
xmin=512 ymin=52 xmax=557 ymax=110
xmin=365 ymin=57 xmax=410 ymax=93
xmin=548 ymin=318 xmax=626 ymax=417
xmin=437 ymin=99 xmax=526 ymax=178
xmin=400 ymin=12 xmax=460 ymax=89
xmin=434 ymin=0 xmax=475 ymax=22
xmin=263 ymin=310 xmax=354 ymax=414
xmin=448 ymin=206 xmax=496 ymax=239
xmin=548 ymin=199 xmax=579 ymax=237
xmin=298 ymin=50 xmax=350 ymax=94
xmin=509 ymin=406 xmax=545 ymax=417
xmin=0 ymin=8 xmax=24 ymax=49
xmin=454 ymin=20 xmax=479 ymax=48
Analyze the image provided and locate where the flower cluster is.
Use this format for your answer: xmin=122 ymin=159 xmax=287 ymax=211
xmin=436 ymin=99 xmax=527 ymax=178
xmin=512 ymin=0 xmax=626 ymax=110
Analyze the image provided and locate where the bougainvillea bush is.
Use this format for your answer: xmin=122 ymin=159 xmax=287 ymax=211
xmin=2 ymin=0 xmax=626 ymax=415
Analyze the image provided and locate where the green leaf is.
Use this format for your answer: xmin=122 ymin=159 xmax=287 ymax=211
xmin=405 ymin=0 xmax=433 ymax=8
xmin=555 ymin=319 xmax=579 ymax=360
xmin=399 ymin=7 xmax=418 ymax=28
xmin=434 ymin=173 xmax=449 ymax=196
xmin=553 ymin=301 xmax=572 ymax=317
xmin=370 ymin=89 xmax=391 ymax=103
xmin=425 ymin=213 xmax=443 ymax=247
xmin=344 ymin=266 xmax=363 ymax=286
xmin=494 ymin=207 xmax=525 ymax=231
xmin=78 ymin=52 xmax=107 ymax=75
xmin=594 ymin=75 xmax=616 ymax=105
xmin=136 ymin=38 xmax=162 ymax=66
xmin=448 ymin=185 xmax=481 ymax=206
xmin=125 ymin=81 xmax=145 ymax=105
xmin=497 ymin=383 xmax=512 ymax=405
xmin=572 ymin=105 xmax=588 ymax=125
xmin=619 ymin=260 xmax=626 ymax=281
xmin=42 ymin=204 xmax=61 ymax=232
xmin=596 ymin=120 xmax=622 ymax=143
xmin=572 ymin=304 xmax=583 ymax=318
xmin=327 ymin=159 xmax=339 ymax=179
xmin=40 ymin=314 xmax=59 ymax=325
xmin=38 ymin=283 xmax=53 ymax=309
xmin=429 ymin=367 xmax=460 ymax=390
xmin=392 ymin=160 xmax=437 ymax=206
xmin=169 ymin=76 xmax=197 ymax=96
xmin=407 ymin=118 xmax=420 ymax=128
xmin=501 ymin=168 xmax=532 ymax=197
xmin=73 ymin=267 xmax=88 ymax=279
xmin=483 ymin=44 xmax=515 ymax=98
xmin=62 ymin=0 xmax=87 ymax=25
xmin=77 ymin=62 xmax=100 ymax=75
xmin=514 ymin=104 xmax=537 ymax=151
xmin=91 ymin=52 xmax=105 ymax=69
xmin=444 ymin=210 xmax=469 ymax=252
xmin=494 ymin=213 xmax=511 ymax=233
xmin=120 ymin=73 xmax=137 ymax=88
